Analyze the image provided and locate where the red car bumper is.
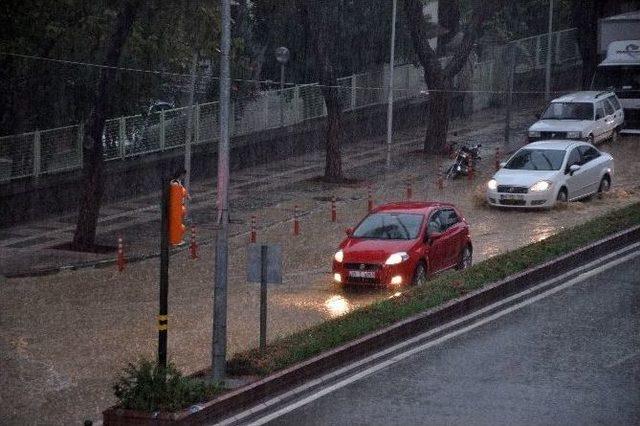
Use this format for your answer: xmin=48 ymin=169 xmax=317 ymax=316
xmin=332 ymin=260 xmax=415 ymax=287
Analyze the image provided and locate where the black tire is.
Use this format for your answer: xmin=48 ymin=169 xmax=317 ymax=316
xmin=610 ymin=128 xmax=619 ymax=144
xmin=598 ymin=175 xmax=611 ymax=194
xmin=556 ymin=187 xmax=568 ymax=203
xmin=456 ymin=245 xmax=472 ymax=270
xmin=412 ymin=262 xmax=428 ymax=286
xmin=445 ymin=165 xmax=458 ymax=180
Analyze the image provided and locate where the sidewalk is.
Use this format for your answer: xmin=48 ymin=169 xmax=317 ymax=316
xmin=0 ymin=107 xmax=530 ymax=277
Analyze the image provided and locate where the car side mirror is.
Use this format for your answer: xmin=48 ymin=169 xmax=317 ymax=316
xmin=345 ymin=227 xmax=354 ymax=236
xmin=568 ymin=164 xmax=581 ymax=175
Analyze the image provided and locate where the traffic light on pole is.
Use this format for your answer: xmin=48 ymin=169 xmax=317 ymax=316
xmin=168 ymin=181 xmax=187 ymax=246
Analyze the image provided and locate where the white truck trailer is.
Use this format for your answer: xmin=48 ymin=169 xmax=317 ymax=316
xmin=591 ymin=10 xmax=640 ymax=134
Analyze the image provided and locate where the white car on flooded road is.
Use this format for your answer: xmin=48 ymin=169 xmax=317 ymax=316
xmin=486 ymin=140 xmax=614 ymax=208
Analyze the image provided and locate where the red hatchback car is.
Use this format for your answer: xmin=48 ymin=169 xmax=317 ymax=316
xmin=332 ymin=202 xmax=472 ymax=287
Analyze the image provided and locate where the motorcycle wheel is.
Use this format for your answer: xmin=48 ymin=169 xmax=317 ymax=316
xmin=445 ymin=164 xmax=459 ymax=180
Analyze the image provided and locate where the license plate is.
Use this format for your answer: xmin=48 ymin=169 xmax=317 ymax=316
xmin=349 ymin=270 xmax=375 ymax=279
xmin=500 ymin=194 xmax=524 ymax=200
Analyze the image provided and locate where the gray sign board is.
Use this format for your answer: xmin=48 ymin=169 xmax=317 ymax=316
xmin=247 ymin=244 xmax=282 ymax=284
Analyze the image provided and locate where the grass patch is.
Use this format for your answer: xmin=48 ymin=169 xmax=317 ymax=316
xmin=228 ymin=202 xmax=640 ymax=376
xmin=114 ymin=359 xmax=223 ymax=412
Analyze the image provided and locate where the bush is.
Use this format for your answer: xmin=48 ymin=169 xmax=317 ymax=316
xmin=113 ymin=358 xmax=222 ymax=412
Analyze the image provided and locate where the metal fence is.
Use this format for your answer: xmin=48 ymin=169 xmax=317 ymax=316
xmin=0 ymin=28 xmax=582 ymax=183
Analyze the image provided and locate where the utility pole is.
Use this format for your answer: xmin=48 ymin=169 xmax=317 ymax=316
xmin=544 ymin=0 xmax=554 ymax=99
xmin=212 ymin=0 xmax=231 ymax=383
xmin=385 ymin=0 xmax=397 ymax=168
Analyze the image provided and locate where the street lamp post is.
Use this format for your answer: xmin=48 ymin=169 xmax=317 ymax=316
xmin=212 ymin=0 xmax=231 ymax=383
xmin=544 ymin=0 xmax=554 ymax=99
xmin=386 ymin=0 xmax=397 ymax=168
xmin=275 ymin=47 xmax=290 ymax=127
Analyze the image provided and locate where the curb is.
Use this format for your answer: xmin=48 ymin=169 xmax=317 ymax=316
xmin=103 ymin=224 xmax=640 ymax=425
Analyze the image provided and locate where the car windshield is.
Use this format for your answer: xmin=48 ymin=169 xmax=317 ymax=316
xmin=592 ymin=66 xmax=640 ymax=91
xmin=505 ymin=149 xmax=565 ymax=171
xmin=353 ymin=213 xmax=424 ymax=240
xmin=541 ymin=102 xmax=594 ymax=120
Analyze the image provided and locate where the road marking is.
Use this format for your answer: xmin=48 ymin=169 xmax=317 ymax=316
xmin=217 ymin=245 xmax=640 ymax=426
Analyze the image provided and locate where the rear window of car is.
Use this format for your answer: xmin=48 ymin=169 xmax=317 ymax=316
xmin=603 ymin=99 xmax=615 ymax=115
xmin=607 ymin=96 xmax=621 ymax=110
xmin=541 ymin=102 xmax=593 ymax=120
xmin=353 ymin=213 xmax=424 ymax=240
xmin=505 ymin=148 xmax=565 ymax=171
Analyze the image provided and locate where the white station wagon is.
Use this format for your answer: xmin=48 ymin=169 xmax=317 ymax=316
xmin=528 ymin=91 xmax=624 ymax=144
xmin=487 ymin=140 xmax=614 ymax=208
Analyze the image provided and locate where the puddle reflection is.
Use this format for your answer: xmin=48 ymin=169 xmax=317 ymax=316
xmin=324 ymin=294 xmax=351 ymax=317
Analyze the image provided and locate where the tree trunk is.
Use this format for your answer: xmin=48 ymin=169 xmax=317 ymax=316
xmin=323 ymin=91 xmax=343 ymax=181
xmin=73 ymin=0 xmax=141 ymax=249
xmin=436 ymin=0 xmax=460 ymax=57
xmin=298 ymin=0 xmax=343 ymax=182
xmin=402 ymin=0 xmax=504 ymax=154
xmin=425 ymin=89 xmax=451 ymax=153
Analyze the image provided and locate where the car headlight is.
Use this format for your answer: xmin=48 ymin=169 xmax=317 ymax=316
xmin=528 ymin=131 xmax=541 ymax=138
xmin=385 ymin=252 xmax=409 ymax=265
xmin=566 ymin=131 xmax=581 ymax=139
xmin=487 ymin=179 xmax=498 ymax=190
xmin=530 ymin=180 xmax=552 ymax=192
xmin=334 ymin=250 xmax=344 ymax=263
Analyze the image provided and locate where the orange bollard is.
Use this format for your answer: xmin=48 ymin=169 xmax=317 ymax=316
xmin=495 ymin=147 xmax=500 ymax=171
xmin=293 ymin=205 xmax=300 ymax=236
xmin=331 ymin=197 xmax=337 ymax=222
xmin=117 ymin=236 xmax=126 ymax=272
xmin=189 ymin=225 xmax=198 ymax=259
xmin=367 ymin=184 xmax=373 ymax=212
xmin=406 ymin=182 xmax=412 ymax=200
xmin=250 ymin=215 xmax=257 ymax=243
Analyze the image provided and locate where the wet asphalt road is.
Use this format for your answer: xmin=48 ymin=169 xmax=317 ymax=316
xmin=269 ymin=255 xmax=640 ymax=426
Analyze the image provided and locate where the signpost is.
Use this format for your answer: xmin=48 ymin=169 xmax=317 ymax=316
xmin=247 ymin=244 xmax=282 ymax=349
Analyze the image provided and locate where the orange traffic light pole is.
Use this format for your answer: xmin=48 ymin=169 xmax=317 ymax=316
xmin=159 ymin=173 xmax=189 ymax=369
xmin=158 ymin=176 xmax=170 ymax=369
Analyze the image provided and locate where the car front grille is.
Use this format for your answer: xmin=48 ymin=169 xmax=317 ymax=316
xmin=499 ymin=199 xmax=527 ymax=206
xmin=540 ymin=131 xmax=567 ymax=139
xmin=497 ymin=185 xmax=528 ymax=194
xmin=344 ymin=263 xmax=381 ymax=271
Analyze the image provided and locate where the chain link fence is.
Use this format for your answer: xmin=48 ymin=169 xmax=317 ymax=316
xmin=0 ymin=28 xmax=583 ymax=183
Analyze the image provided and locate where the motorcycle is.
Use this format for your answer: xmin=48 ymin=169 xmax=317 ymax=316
xmin=444 ymin=143 xmax=482 ymax=179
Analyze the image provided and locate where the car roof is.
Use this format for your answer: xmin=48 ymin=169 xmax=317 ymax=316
xmin=524 ymin=140 xmax=585 ymax=150
xmin=372 ymin=201 xmax=456 ymax=214
xmin=551 ymin=91 xmax=615 ymax=103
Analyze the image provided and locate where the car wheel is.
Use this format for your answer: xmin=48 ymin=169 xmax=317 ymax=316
xmin=456 ymin=246 xmax=472 ymax=270
xmin=598 ymin=176 xmax=611 ymax=195
xmin=556 ymin=187 xmax=568 ymax=203
xmin=412 ymin=262 xmax=428 ymax=286
xmin=610 ymin=128 xmax=619 ymax=144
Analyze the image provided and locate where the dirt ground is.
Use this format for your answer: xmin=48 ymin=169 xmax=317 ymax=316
xmin=1 ymin=131 xmax=639 ymax=425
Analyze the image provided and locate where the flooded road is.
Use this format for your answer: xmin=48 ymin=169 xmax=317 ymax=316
xmin=1 ymin=135 xmax=639 ymax=425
